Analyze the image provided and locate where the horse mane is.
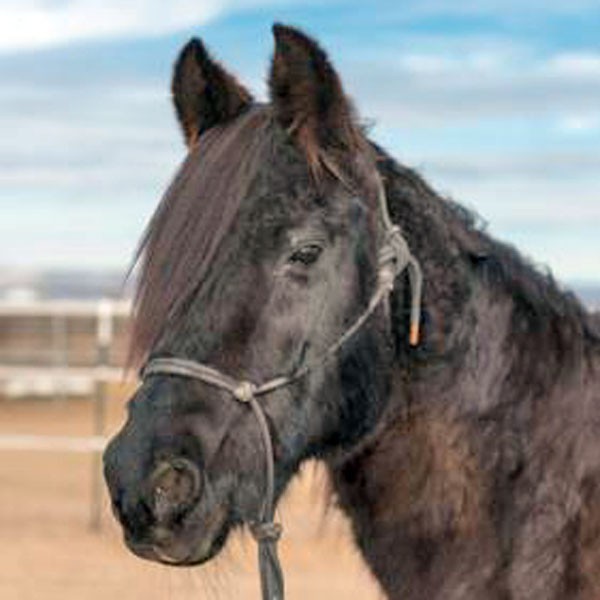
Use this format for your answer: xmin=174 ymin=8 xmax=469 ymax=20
xmin=374 ymin=146 xmax=600 ymax=367
xmin=129 ymin=106 xmax=275 ymax=366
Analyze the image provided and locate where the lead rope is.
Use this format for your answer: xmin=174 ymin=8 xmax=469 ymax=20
xmin=140 ymin=175 xmax=423 ymax=600
xmin=246 ymin=397 xmax=284 ymax=600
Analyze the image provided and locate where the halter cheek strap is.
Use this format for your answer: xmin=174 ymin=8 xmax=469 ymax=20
xmin=140 ymin=182 xmax=423 ymax=600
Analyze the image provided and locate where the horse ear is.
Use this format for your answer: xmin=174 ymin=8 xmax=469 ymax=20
xmin=269 ymin=24 xmax=363 ymax=173
xmin=172 ymin=38 xmax=253 ymax=147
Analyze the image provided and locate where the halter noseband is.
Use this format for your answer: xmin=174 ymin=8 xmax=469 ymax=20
xmin=140 ymin=181 xmax=422 ymax=600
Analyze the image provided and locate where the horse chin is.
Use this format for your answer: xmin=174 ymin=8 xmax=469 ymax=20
xmin=125 ymin=503 xmax=231 ymax=567
xmin=152 ymin=528 xmax=229 ymax=567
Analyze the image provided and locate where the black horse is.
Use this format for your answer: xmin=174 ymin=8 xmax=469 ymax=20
xmin=104 ymin=24 xmax=600 ymax=599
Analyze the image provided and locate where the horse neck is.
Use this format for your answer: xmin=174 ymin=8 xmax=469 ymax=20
xmin=324 ymin=154 xmax=599 ymax=599
xmin=376 ymin=149 xmax=597 ymax=414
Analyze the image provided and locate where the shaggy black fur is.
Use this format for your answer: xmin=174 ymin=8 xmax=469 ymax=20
xmin=330 ymin=147 xmax=600 ymax=599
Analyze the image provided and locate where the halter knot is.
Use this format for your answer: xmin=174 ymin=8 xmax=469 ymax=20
xmin=376 ymin=224 xmax=423 ymax=347
xmin=379 ymin=225 xmax=411 ymax=276
xmin=233 ymin=380 xmax=258 ymax=403
xmin=249 ymin=521 xmax=283 ymax=543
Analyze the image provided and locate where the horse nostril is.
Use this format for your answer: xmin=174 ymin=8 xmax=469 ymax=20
xmin=149 ymin=458 xmax=202 ymax=522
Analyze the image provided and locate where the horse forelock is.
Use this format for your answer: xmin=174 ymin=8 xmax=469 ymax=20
xmin=129 ymin=106 xmax=275 ymax=366
xmin=129 ymin=104 xmax=380 ymax=368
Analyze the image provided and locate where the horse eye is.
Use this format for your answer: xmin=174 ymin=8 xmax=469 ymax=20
xmin=288 ymin=243 xmax=323 ymax=266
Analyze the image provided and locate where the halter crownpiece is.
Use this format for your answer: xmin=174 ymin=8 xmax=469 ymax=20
xmin=140 ymin=180 xmax=423 ymax=600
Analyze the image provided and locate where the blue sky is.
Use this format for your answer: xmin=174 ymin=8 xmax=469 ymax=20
xmin=0 ymin=0 xmax=599 ymax=283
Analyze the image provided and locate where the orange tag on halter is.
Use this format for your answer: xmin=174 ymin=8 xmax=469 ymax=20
xmin=409 ymin=323 xmax=420 ymax=346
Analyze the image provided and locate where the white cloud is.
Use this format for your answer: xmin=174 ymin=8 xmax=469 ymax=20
xmin=546 ymin=53 xmax=600 ymax=77
xmin=0 ymin=0 xmax=286 ymax=52
xmin=422 ymin=152 xmax=600 ymax=182
xmin=344 ymin=50 xmax=600 ymax=128
xmin=0 ymin=81 xmax=180 ymax=210
xmin=395 ymin=52 xmax=508 ymax=75
xmin=387 ymin=51 xmax=600 ymax=80
xmin=557 ymin=114 xmax=600 ymax=134
xmin=400 ymin=0 xmax=600 ymax=17
xmin=423 ymin=174 xmax=600 ymax=229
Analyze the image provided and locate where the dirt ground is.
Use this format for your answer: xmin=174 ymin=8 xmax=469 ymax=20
xmin=0 ymin=386 xmax=382 ymax=599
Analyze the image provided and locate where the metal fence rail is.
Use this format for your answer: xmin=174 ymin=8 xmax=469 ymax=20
xmin=0 ymin=298 xmax=133 ymax=529
xmin=0 ymin=298 xmax=132 ymax=397
xmin=0 ymin=433 xmax=107 ymax=453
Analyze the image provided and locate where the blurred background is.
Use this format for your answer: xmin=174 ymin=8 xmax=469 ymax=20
xmin=0 ymin=1 xmax=598 ymax=598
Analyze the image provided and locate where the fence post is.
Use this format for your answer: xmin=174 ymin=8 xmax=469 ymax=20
xmin=90 ymin=299 xmax=113 ymax=531
xmin=51 ymin=310 xmax=68 ymax=403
